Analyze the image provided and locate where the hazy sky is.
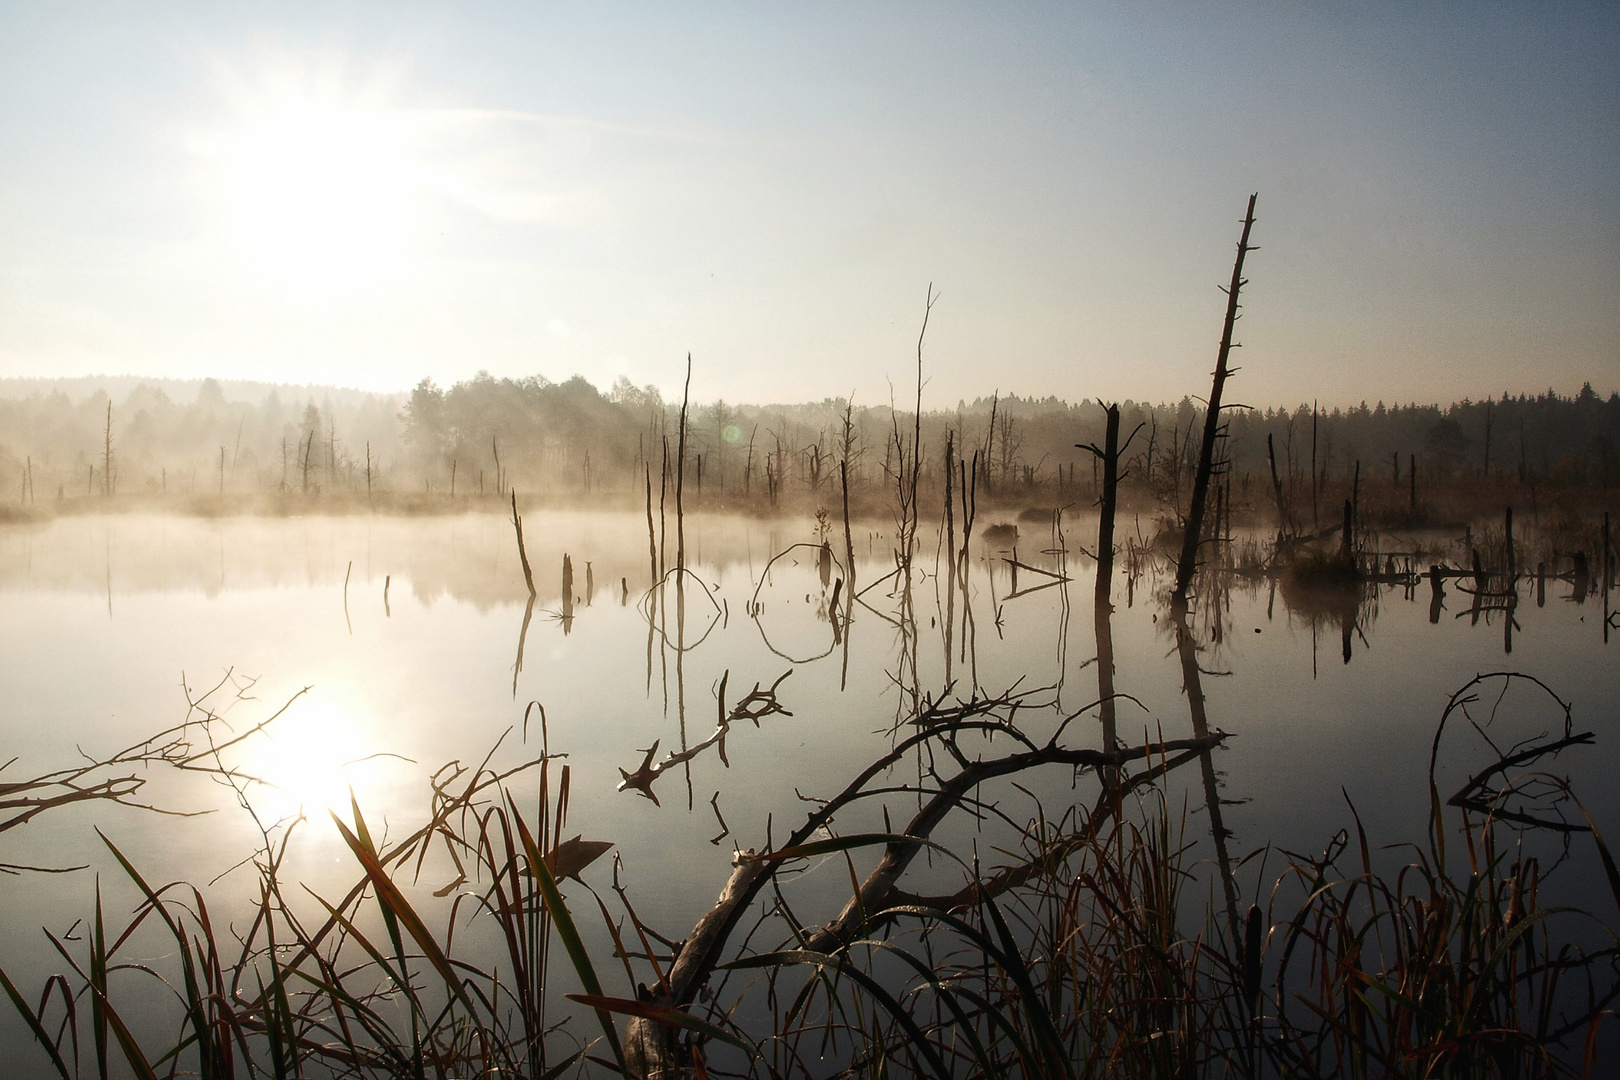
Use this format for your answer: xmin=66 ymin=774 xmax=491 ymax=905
xmin=1 ymin=3 xmax=1615 ymax=408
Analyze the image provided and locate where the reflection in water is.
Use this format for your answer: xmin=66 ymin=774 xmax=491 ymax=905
xmin=245 ymin=698 xmax=375 ymax=822
xmin=4 ymin=508 xmax=1617 ymax=1014
xmin=1088 ymin=403 xmax=1124 ymax=764
xmin=749 ymin=544 xmax=842 ymax=664
xmin=1279 ymin=571 xmax=1365 ymax=666
xmin=512 ymin=595 xmax=534 ymax=697
xmin=676 ymin=565 xmax=688 ymax=808
xmin=1171 ymin=605 xmax=1241 ymax=940
xmin=615 ymin=671 xmax=793 ymax=805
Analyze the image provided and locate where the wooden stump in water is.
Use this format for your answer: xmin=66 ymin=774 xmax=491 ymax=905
xmin=561 ymin=554 xmax=575 ymax=632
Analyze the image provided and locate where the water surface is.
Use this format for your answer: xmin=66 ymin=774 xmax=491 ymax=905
xmin=2 ymin=509 xmax=1615 ymax=1061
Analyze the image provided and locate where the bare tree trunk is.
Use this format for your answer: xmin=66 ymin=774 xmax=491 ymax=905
xmin=984 ymin=391 xmax=998 ymax=496
xmin=646 ymin=464 xmax=657 ymax=589
xmin=902 ymin=285 xmax=935 ymax=569
xmin=1090 ymin=405 xmax=1122 ymax=770
xmin=102 ymin=402 xmax=113 ymax=496
xmin=959 ymin=451 xmax=978 ymax=570
xmin=745 ymin=424 xmax=757 ymax=496
xmin=1311 ymin=401 xmax=1318 ymax=531
xmin=841 ymin=459 xmax=855 ymax=593
xmin=1351 ymin=459 xmax=1360 ymax=543
xmin=1174 ymin=193 xmax=1259 ymax=604
xmin=1484 ymin=399 xmax=1493 ymax=478
xmin=511 ymin=491 xmax=537 ymax=598
xmin=676 ymin=356 xmax=690 ymax=572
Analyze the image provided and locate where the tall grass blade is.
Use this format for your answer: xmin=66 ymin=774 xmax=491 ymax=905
xmin=0 ymin=963 xmax=74 ymax=1080
xmin=255 ymin=970 xmax=290 ymax=1080
xmin=261 ymin=887 xmax=300 ymax=1080
xmin=979 ymin=886 xmax=1077 ymax=1080
xmin=844 ymin=937 xmax=998 ymax=1076
xmin=97 ymin=830 xmax=223 ymax=1077
xmin=85 ymin=978 xmax=162 ymax=1080
xmin=330 ymin=806 xmax=478 ymax=1015
xmin=536 ymin=1046 xmax=589 ymax=1080
xmin=1572 ymin=793 xmax=1620 ymax=920
xmin=92 ymin=878 xmax=109 ymax=1080
xmin=724 ymin=949 xmax=952 ymax=1080
xmin=507 ymin=792 xmax=626 ymax=1071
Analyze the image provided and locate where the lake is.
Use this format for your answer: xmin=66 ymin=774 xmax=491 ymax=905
xmin=1 ymin=508 xmax=1615 ymax=1073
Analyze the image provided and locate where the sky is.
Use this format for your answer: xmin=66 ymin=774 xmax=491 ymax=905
xmin=0 ymin=2 xmax=1615 ymax=409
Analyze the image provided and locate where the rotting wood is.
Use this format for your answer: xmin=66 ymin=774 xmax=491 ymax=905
xmin=796 ymin=729 xmax=1227 ymax=956
xmin=643 ymin=685 xmax=1225 ymax=1017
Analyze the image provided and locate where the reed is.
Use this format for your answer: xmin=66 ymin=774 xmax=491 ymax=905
xmin=1 ymin=707 xmax=627 ymax=1079
xmin=3 ymin=667 xmax=1615 ymax=1078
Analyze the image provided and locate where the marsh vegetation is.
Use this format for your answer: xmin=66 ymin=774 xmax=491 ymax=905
xmin=3 ymin=206 xmax=1618 ymax=1078
xmin=4 ymin=495 xmax=1617 ymax=1078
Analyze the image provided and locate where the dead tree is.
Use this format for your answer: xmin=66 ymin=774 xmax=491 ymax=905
xmin=301 ymin=431 xmax=315 ymax=494
xmin=102 ymin=401 xmax=114 ymax=496
xmin=620 ymin=683 xmax=1225 ymax=1077
xmin=1174 ymin=194 xmax=1259 ymax=605
xmin=1078 ymin=404 xmax=1142 ymax=765
xmin=510 ymin=491 xmax=537 ymax=599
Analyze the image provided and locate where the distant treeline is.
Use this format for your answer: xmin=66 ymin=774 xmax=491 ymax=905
xmin=0 ymin=378 xmax=402 ymax=500
xmin=2 ymin=371 xmax=1616 ymax=507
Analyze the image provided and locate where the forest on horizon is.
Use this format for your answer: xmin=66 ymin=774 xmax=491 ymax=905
xmin=2 ymin=371 xmax=1617 ymax=508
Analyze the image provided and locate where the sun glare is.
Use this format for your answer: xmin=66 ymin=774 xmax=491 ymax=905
xmin=246 ymin=698 xmax=375 ymax=821
xmin=224 ymin=96 xmax=416 ymax=288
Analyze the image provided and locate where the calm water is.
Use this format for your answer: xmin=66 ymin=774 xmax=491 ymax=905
xmin=2 ymin=509 xmax=1616 ymax=1063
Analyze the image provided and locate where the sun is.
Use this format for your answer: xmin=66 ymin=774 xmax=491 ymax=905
xmin=222 ymin=93 xmax=416 ymax=288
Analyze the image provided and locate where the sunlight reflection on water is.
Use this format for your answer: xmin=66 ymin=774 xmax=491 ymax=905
xmin=1 ymin=508 xmax=1617 ymax=1059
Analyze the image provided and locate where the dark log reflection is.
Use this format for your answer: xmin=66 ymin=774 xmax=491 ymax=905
xmin=1088 ymin=404 xmax=1124 ymax=786
xmin=1170 ymin=602 xmax=1242 ymax=941
xmin=512 ymin=594 xmax=533 ymax=699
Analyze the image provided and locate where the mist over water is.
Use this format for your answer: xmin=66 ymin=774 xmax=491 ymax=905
xmin=5 ymin=510 xmax=1616 ymax=896
xmin=2 ymin=501 xmax=1616 ymax=1074
xmin=4 ymin=4 xmax=1617 ymax=1068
